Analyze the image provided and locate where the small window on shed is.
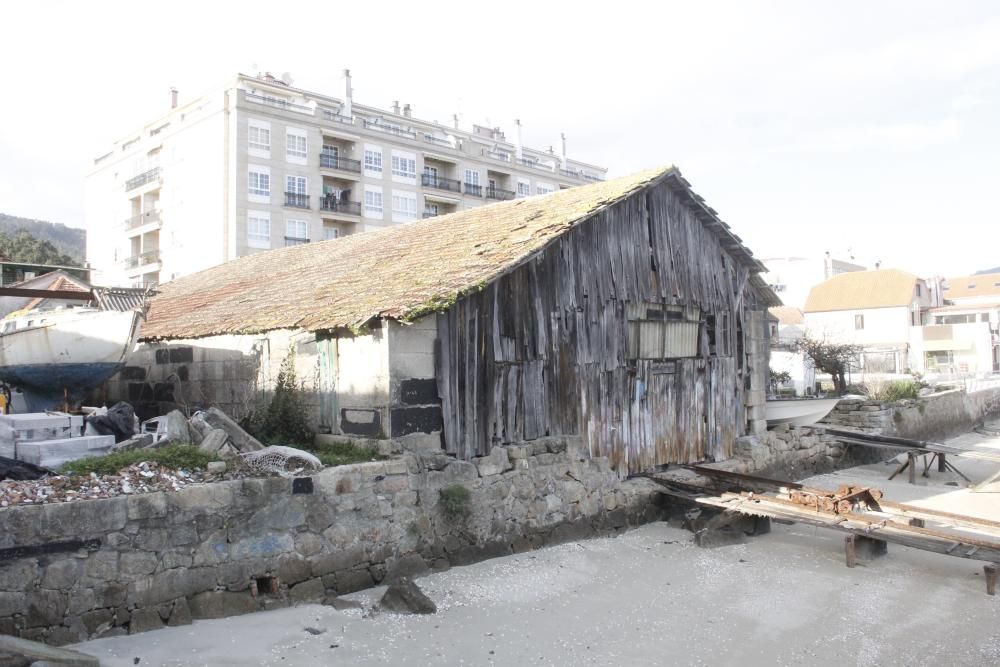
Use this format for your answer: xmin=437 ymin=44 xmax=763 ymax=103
xmin=854 ymin=314 xmax=865 ymax=330
xmin=627 ymin=303 xmax=700 ymax=360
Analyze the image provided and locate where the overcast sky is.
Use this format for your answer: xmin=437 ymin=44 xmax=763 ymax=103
xmin=1 ymin=0 xmax=997 ymax=277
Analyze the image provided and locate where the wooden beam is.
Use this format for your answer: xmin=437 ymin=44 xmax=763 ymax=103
xmin=0 ymin=288 xmax=93 ymax=301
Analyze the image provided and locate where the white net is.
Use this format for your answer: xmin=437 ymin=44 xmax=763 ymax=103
xmin=239 ymin=445 xmax=322 ymax=476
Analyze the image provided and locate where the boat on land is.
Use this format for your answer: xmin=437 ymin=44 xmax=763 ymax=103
xmin=765 ymin=397 xmax=841 ymax=428
xmin=0 ymin=307 xmax=142 ymax=410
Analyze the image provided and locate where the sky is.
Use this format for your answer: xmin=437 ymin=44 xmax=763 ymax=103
xmin=1 ymin=0 xmax=998 ymax=277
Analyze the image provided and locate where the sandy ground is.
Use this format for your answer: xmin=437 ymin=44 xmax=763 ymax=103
xmin=74 ymin=427 xmax=1000 ymax=667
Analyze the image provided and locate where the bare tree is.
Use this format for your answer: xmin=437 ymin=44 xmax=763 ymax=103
xmin=792 ymin=335 xmax=863 ymax=395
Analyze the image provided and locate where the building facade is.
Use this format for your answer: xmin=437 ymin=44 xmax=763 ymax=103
xmin=85 ymin=71 xmax=608 ymax=288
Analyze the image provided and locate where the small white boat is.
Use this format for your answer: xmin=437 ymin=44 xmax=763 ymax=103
xmin=765 ymin=397 xmax=841 ymax=428
xmin=0 ymin=307 xmax=142 ymax=410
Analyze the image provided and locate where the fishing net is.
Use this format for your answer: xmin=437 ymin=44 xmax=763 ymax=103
xmin=239 ymin=445 xmax=322 ymax=476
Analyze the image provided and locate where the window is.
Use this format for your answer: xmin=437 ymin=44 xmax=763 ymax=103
xmin=516 ymin=181 xmax=530 ymax=197
xmin=915 ymin=284 xmax=922 ymax=297
xmin=324 ymin=226 xmax=339 ymax=240
xmin=248 ymin=120 xmax=270 ymax=156
xmin=626 ymin=304 xmax=700 ymax=360
xmin=364 ymin=186 xmax=383 ymax=217
xmin=464 ymin=169 xmax=480 ymax=186
xmin=286 ymin=129 xmax=307 ymax=162
xmin=536 ymin=182 xmax=554 ymax=195
xmin=854 ymin=314 xmax=865 ymax=330
xmin=392 ymin=191 xmax=417 ymax=222
xmin=286 ymin=175 xmax=307 ymax=194
xmin=391 ymin=151 xmax=416 ymax=180
xmin=424 ymin=203 xmax=439 ymax=217
xmin=424 ymin=165 xmax=438 ymax=179
xmin=247 ymin=210 xmax=270 ymax=249
xmin=322 ymin=144 xmax=339 ymax=158
xmin=286 ymin=219 xmax=308 ymax=240
xmin=248 ymin=166 xmax=270 ymax=200
xmin=364 ymin=145 xmax=383 ymax=176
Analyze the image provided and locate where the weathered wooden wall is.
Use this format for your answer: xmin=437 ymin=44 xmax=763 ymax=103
xmin=437 ymin=180 xmax=771 ymax=474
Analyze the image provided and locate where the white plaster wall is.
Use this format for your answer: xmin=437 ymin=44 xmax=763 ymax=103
xmin=770 ymin=349 xmax=816 ymax=396
xmin=804 ymin=306 xmax=912 ymax=347
xmin=335 ymin=322 xmax=390 ymax=406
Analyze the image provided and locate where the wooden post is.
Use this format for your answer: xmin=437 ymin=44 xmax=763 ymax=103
xmin=938 ymin=453 xmax=947 ymax=473
xmin=985 ymin=564 xmax=997 ymax=596
xmin=845 ymin=535 xmax=856 ymax=568
xmin=908 ymin=452 xmax=917 ymax=485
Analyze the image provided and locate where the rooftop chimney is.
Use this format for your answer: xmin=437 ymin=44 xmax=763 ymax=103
xmin=392 ymin=100 xmax=400 ymax=114
xmin=560 ymin=133 xmax=567 ymax=169
xmin=403 ymin=103 xmax=411 ymax=117
xmin=342 ymin=69 xmax=353 ymax=118
xmin=170 ymin=87 xmax=178 ymax=109
xmin=514 ymin=119 xmax=523 ymax=160
xmin=452 ymin=113 xmax=460 ymax=130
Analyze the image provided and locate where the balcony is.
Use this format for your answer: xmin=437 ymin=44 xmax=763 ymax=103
xmin=125 ymin=210 xmax=161 ymax=230
xmin=423 ymin=209 xmax=439 ymax=219
xmin=559 ymin=168 xmax=579 ymax=178
xmin=321 ymin=109 xmax=354 ymax=125
xmin=284 ymin=192 xmax=310 ymax=209
xmin=422 ymin=174 xmax=461 ymax=193
xmin=124 ymin=249 xmax=160 ymax=269
xmin=485 ymin=150 xmax=511 ymax=163
xmin=486 ymin=186 xmax=515 ymax=201
xmin=423 ymin=134 xmax=451 ymax=147
xmin=125 ymin=167 xmax=160 ymax=191
xmin=362 ymin=119 xmax=416 ymax=139
xmin=580 ymin=173 xmax=604 ymax=182
xmin=284 ymin=236 xmax=310 ymax=247
xmin=464 ymin=183 xmax=483 ymax=197
xmin=320 ymin=198 xmax=362 ymax=216
xmin=245 ymin=92 xmax=312 ymax=115
xmin=320 ymin=154 xmax=362 ymax=173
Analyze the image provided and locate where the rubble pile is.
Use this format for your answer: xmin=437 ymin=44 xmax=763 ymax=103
xmin=0 ymin=459 xmax=244 ymax=507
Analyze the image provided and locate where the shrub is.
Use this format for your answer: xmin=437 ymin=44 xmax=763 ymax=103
xmin=871 ymin=380 xmax=921 ymax=402
xmin=256 ymin=349 xmax=313 ymax=446
xmin=61 ymin=445 xmax=215 ymax=476
xmin=438 ymin=484 xmax=472 ymax=523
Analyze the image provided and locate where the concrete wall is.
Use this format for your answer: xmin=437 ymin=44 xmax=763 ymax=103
xmin=387 ymin=317 xmax=441 ymax=445
xmin=0 ymin=439 xmax=662 ymax=645
xmin=821 ymin=384 xmax=1000 ymax=442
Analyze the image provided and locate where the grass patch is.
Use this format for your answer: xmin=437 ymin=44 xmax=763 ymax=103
xmin=439 ymin=484 xmax=472 ymax=523
xmin=61 ymin=445 xmax=215 ymax=477
xmin=308 ymin=440 xmax=385 ymax=467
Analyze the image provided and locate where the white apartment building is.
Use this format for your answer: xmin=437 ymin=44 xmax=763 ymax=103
xmin=85 ymin=71 xmax=608 ymax=287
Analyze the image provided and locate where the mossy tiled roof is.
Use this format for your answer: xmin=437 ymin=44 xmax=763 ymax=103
xmin=142 ymin=166 xmax=769 ymax=340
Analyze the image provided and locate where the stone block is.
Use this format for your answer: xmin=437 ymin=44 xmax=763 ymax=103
xmin=206 ymin=460 xmax=227 ymax=474
xmin=127 ymin=493 xmax=168 ymax=520
xmin=167 ymin=481 xmax=238 ymax=513
xmin=311 ymin=545 xmax=366 ymax=577
xmin=378 ymin=577 xmax=436 ymax=615
xmin=277 ymin=556 xmax=312 ymax=586
xmin=25 ymin=590 xmax=67 ymax=628
xmin=128 ymin=608 xmax=164 ymax=634
xmin=426 ymin=461 xmax=478 ymax=487
xmin=229 ymin=534 xmax=294 ymax=561
xmin=475 ymin=447 xmax=511 ymax=477
xmin=41 ymin=559 xmax=81 ymax=590
xmin=200 ymin=407 xmax=264 ymax=452
xmin=198 ymin=428 xmax=230 ymax=455
xmin=81 ymin=608 xmax=113 ymax=635
xmin=121 ymin=552 xmax=159 ymax=576
xmin=163 ymin=409 xmax=192 ymax=445
xmin=0 ymin=591 xmax=25 ymax=617
xmin=188 ymin=590 xmax=257 ymax=620
xmin=383 ymin=458 xmax=409 ymax=475
xmin=0 ymin=560 xmax=38 ymax=592
xmin=167 ymin=598 xmax=192 ymax=627
xmin=67 ymin=588 xmax=96 ymax=616
xmin=293 ymin=532 xmax=324 ymax=558
xmin=128 ymin=567 xmax=216 ymax=607
xmin=385 ymin=554 xmax=429 ymax=582
xmin=289 ymin=578 xmax=325 ymax=605
xmin=333 ymin=569 xmax=374 ymax=594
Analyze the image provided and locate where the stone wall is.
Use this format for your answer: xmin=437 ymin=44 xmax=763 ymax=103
xmin=821 ymin=384 xmax=1000 ymax=442
xmin=0 ymin=437 xmax=663 ymax=645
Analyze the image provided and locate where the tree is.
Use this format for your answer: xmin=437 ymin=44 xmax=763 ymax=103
xmin=0 ymin=229 xmax=78 ymax=266
xmin=792 ymin=335 xmax=862 ymax=395
xmin=257 ymin=350 xmax=313 ymax=445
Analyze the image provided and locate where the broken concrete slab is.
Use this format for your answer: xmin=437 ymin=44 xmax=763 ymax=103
xmin=199 ymin=408 xmax=263 ymax=452
xmin=0 ymin=634 xmax=99 ymax=666
xmin=110 ymin=433 xmax=154 ymax=453
xmin=163 ymin=410 xmax=192 ymax=445
xmin=198 ymin=428 xmax=230 ymax=455
xmin=377 ymin=577 xmax=436 ymax=615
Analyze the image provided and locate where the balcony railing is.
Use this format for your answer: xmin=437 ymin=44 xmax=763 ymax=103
xmin=319 ymin=198 xmax=362 ymax=216
xmin=423 ymin=134 xmax=451 ymax=146
xmin=319 ymin=154 xmax=362 ymax=173
xmin=580 ymin=173 xmax=604 ymax=182
xmin=559 ymin=168 xmax=579 ymax=178
xmin=485 ymin=150 xmax=511 ymax=162
xmin=362 ymin=119 xmax=416 ymax=139
xmin=423 ymin=210 xmax=439 ymax=218
xmin=284 ymin=192 xmax=310 ymax=209
xmin=284 ymin=236 xmax=310 ymax=246
xmin=322 ymin=109 xmax=354 ymax=124
xmin=124 ymin=249 xmax=160 ymax=269
xmin=125 ymin=167 xmax=160 ymax=191
xmin=245 ymin=92 xmax=312 ymax=114
xmin=422 ymin=174 xmax=461 ymax=192
xmin=464 ymin=183 xmax=483 ymax=197
xmin=486 ymin=187 xmax=515 ymax=201
xmin=125 ymin=210 xmax=161 ymax=230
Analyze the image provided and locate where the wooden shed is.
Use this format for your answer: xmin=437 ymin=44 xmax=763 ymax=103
xmin=133 ymin=166 xmax=779 ymax=475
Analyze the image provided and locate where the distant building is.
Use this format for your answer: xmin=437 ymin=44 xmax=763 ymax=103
xmin=0 ymin=257 xmax=89 ymax=288
xmin=803 ymin=269 xmax=940 ymax=374
xmin=940 ymin=271 xmax=1000 ymax=306
xmin=85 ymin=71 xmax=608 ymax=288
xmin=768 ymin=306 xmax=815 ymax=396
xmin=762 ymin=253 xmax=866 ymax=309
xmin=910 ymin=302 xmax=1000 ymax=376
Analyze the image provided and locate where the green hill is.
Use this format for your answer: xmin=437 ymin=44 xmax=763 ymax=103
xmin=0 ymin=214 xmax=85 ymax=266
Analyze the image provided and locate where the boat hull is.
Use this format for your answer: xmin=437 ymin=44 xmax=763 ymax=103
xmin=0 ymin=310 xmax=141 ymax=410
xmin=765 ymin=398 xmax=841 ymax=428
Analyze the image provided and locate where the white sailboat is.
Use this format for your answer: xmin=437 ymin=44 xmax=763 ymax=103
xmin=0 ymin=307 xmax=142 ymax=410
xmin=765 ymin=397 xmax=841 ymax=428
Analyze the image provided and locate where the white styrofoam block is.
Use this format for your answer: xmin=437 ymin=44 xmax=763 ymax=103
xmin=15 ymin=434 xmax=115 ymax=468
